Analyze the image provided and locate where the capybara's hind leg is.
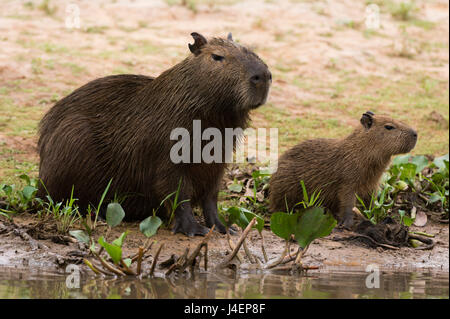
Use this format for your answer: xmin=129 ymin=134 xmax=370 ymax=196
xmin=202 ymin=195 xmax=227 ymax=234
xmin=172 ymin=200 xmax=209 ymax=237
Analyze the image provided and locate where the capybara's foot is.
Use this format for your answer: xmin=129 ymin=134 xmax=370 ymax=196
xmin=338 ymin=215 xmax=354 ymax=230
xmin=205 ymin=218 xmax=227 ymax=234
xmin=172 ymin=218 xmax=209 ymax=237
xmin=203 ymin=197 xmax=228 ymax=234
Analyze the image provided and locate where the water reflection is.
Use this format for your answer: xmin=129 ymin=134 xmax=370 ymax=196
xmin=0 ymin=267 xmax=448 ymax=299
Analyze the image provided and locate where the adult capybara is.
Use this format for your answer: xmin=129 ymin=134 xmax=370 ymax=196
xmin=269 ymin=111 xmax=417 ymax=228
xmin=37 ymin=32 xmax=271 ymax=236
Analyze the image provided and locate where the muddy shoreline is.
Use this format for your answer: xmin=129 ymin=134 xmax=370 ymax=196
xmin=0 ymin=213 xmax=448 ymax=277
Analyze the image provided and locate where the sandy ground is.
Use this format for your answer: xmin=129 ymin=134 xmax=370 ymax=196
xmin=0 ymin=0 xmax=449 ymax=163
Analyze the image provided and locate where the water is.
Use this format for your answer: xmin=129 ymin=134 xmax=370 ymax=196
xmin=0 ymin=267 xmax=448 ymax=299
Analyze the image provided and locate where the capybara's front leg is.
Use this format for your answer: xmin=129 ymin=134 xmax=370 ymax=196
xmin=337 ymin=192 xmax=356 ymax=229
xmin=339 ymin=205 xmax=355 ymax=229
xmin=202 ymin=194 xmax=227 ymax=234
xmin=172 ymin=199 xmax=209 ymax=237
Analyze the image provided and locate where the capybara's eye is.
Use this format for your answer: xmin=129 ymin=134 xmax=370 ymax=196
xmin=211 ymin=54 xmax=224 ymax=62
xmin=384 ymin=125 xmax=395 ymax=130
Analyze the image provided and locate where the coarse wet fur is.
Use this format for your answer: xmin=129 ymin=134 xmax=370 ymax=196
xmin=269 ymin=112 xmax=417 ymax=228
xmin=37 ymin=32 xmax=271 ymax=236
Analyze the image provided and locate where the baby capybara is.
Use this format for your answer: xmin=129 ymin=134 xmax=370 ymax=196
xmin=38 ymin=32 xmax=271 ymax=236
xmin=269 ymin=111 xmax=417 ymax=228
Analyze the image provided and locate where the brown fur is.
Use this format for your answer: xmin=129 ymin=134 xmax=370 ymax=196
xmin=269 ymin=112 xmax=417 ymax=228
xmin=37 ymin=33 xmax=271 ymax=236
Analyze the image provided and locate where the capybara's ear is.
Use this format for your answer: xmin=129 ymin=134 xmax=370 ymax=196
xmin=227 ymin=32 xmax=233 ymax=41
xmin=189 ymin=32 xmax=208 ymax=55
xmin=360 ymin=111 xmax=374 ymax=130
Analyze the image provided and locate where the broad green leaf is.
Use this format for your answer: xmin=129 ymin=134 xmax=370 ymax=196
xmin=399 ymin=163 xmax=418 ymax=183
xmin=69 ymin=230 xmax=90 ymax=245
xmin=428 ymin=193 xmax=442 ymax=204
xmin=106 ymin=203 xmax=125 ymax=227
xmin=98 ymin=236 xmax=122 ymax=264
xmin=220 ymin=207 xmax=264 ymax=232
xmin=123 ymin=258 xmax=132 ymax=268
xmin=228 ymin=181 xmax=243 ymax=193
xmin=139 ymin=215 xmax=162 ymax=238
xmin=227 ymin=207 xmax=263 ymax=231
xmin=392 ymin=154 xmax=411 ymax=166
xmin=243 ymin=211 xmax=264 ymax=233
xmin=270 ymin=212 xmax=298 ymax=241
xmin=398 ymin=210 xmax=414 ymax=226
xmin=411 ymin=155 xmax=429 ymax=174
xmin=294 ymin=207 xmax=337 ymax=248
xmin=228 ymin=206 xmax=250 ymax=229
xmin=433 ymin=153 xmax=449 ymax=172
xmin=2 ymin=185 xmax=12 ymax=196
xmin=239 ymin=208 xmax=264 ymax=233
xmin=22 ymin=186 xmax=37 ymax=200
xmin=19 ymin=174 xmax=31 ymax=185
xmin=218 ymin=210 xmax=233 ymax=228
xmin=403 ymin=216 xmax=414 ymax=227
xmin=112 ymin=231 xmax=128 ymax=247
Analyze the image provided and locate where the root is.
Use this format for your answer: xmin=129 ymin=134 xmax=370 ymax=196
xmin=408 ymin=234 xmax=435 ymax=250
xmin=243 ymin=239 xmax=255 ymax=263
xmin=264 ymin=240 xmax=289 ymax=269
xmin=165 ymin=226 xmax=215 ymax=276
xmin=345 ymin=231 xmax=400 ymax=250
xmin=216 ymin=218 xmax=257 ymax=269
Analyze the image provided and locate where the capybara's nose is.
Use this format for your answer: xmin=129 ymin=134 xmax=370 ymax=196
xmin=411 ymin=129 xmax=418 ymax=140
xmin=250 ymin=69 xmax=271 ymax=85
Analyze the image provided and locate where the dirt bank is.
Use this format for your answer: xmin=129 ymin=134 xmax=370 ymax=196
xmin=0 ymin=212 xmax=447 ymax=276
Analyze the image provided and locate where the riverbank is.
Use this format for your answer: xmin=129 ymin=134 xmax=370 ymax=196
xmin=1 ymin=212 xmax=447 ymax=276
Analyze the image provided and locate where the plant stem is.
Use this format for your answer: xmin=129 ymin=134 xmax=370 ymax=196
xmin=136 ymin=247 xmax=144 ymax=275
xmin=149 ymin=243 xmax=164 ymax=276
xmin=409 ymin=231 xmax=435 ymax=238
xmin=120 ymin=259 xmax=137 ymax=276
xmin=243 ymin=239 xmax=255 ymax=263
xmin=93 ymin=252 xmax=126 ymax=276
xmin=264 ymin=240 xmax=289 ymax=269
xmin=260 ymin=232 xmax=268 ymax=263
xmin=217 ymin=218 xmax=257 ymax=269
xmin=226 ymin=231 xmax=243 ymax=263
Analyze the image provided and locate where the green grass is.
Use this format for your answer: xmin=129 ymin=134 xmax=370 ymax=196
xmin=254 ymin=71 xmax=449 ymax=156
xmin=389 ymin=1 xmax=417 ymax=21
xmin=0 ymin=147 xmax=38 ymax=186
xmin=84 ymin=26 xmax=109 ymax=34
xmin=61 ymin=62 xmax=87 ymax=76
xmin=38 ymin=0 xmax=57 ymax=16
xmin=408 ymin=19 xmax=435 ymax=31
xmin=123 ymin=40 xmax=160 ymax=55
